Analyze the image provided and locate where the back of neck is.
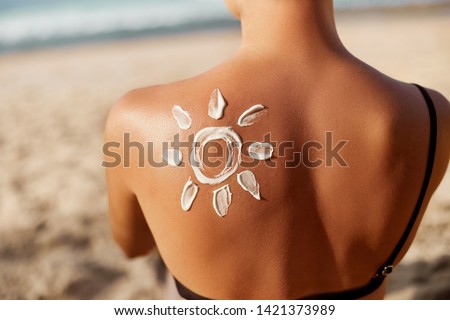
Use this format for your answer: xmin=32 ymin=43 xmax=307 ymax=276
xmin=238 ymin=0 xmax=348 ymax=60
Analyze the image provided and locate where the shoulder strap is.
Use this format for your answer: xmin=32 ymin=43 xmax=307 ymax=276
xmin=373 ymin=84 xmax=438 ymax=279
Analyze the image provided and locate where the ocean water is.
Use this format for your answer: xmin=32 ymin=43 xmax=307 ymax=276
xmin=0 ymin=0 xmax=446 ymax=54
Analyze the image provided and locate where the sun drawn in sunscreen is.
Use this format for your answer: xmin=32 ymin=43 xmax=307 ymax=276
xmin=172 ymin=89 xmax=271 ymax=217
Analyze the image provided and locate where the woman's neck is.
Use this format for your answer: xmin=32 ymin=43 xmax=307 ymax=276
xmin=237 ymin=0 xmax=348 ymax=60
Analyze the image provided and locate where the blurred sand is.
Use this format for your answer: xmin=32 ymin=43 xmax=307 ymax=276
xmin=0 ymin=7 xmax=449 ymax=299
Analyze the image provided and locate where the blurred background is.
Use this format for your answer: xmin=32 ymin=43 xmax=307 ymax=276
xmin=0 ymin=0 xmax=449 ymax=299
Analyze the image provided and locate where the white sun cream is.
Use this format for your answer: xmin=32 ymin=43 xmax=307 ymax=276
xmin=248 ymin=142 xmax=274 ymax=161
xmin=172 ymin=105 xmax=192 ymax=130
xmin=190 ymin=127 xmax=242 ymax=185
xmin=213 ymin=185 xmax=232 ymax=217
xmin=237 ymin=170 xmax=261 ymax=200
xmin=163 ymin=148 xmax=183 ymax=167
xmin=237 ymin=104 xmax=267 ymax=127
xmin=181 ymin=177 xmax=199 ymax=211
xmin=208 ymin=89 xmax=227 ymax=120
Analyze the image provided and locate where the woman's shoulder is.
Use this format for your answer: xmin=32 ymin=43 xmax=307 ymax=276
xmin=105 ymin=80 xmax=198 ymax=138
xmin=372 ymin=75 xmax=450 ymax=190
xmin=345 ymin=58 xmax=449 ymax=149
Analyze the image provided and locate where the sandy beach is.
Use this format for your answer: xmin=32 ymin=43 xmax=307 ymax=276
xmin=0 ymin=6 xmax=449 ymax=299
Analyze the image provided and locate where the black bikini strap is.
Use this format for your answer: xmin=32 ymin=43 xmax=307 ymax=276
xmin=373 ymin=84 xmax=438 ymax=279
xmin=174 ymin=271 xmax=387 ymax=300
xmin=174 ymin=277 xmax=209 ymax=300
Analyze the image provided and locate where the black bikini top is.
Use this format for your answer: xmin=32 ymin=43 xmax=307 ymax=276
xmin=173 ymin=84 xmax=438 ymax=300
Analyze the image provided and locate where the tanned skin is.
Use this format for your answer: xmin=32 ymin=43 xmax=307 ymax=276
xmin=105 ymin=0 xmax=450 ymax=299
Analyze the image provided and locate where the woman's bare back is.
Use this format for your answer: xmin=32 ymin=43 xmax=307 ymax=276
xmin=105 ymin=0 xmax=450 ymax=299
xmin=105 ymin=51 xmax=450 ymax=299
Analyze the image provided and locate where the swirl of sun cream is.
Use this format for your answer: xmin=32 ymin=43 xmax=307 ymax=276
xmin=172 ymin=89 xmax=271 ymax=217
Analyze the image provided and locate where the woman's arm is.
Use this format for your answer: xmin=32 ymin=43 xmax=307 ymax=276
xmin=104 ymin=93 xmax=156 ymax=258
